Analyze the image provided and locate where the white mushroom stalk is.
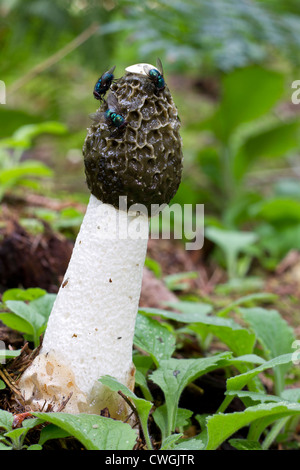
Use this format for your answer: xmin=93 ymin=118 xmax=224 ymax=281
xmin=19 ymin=196 xmax=149 ymax=417
xmin=19 ymin=63 xmax=183 ymax=420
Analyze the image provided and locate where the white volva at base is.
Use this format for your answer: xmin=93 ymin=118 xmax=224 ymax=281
xmin=19 ymin=195 xmax=149 ymax=417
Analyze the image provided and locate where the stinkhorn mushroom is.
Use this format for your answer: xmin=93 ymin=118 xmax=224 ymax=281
xmin=18 ymin=62 xmax=183 ymax=420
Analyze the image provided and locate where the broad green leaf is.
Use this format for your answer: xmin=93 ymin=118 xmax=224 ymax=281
xmin=235 ymin=120 xmax=300 ymax=180
xmin=159 ymin=433 xmax=205 ymax=450
xmin=226 ymin=390 xmax=284 ymax=405
xmin=159 ymin=433 xmax=183 ymax=450
xmin=98 ymin=375 xmax=153 ymax=450
xmin=2 ymin=288 xmax=46 ymax=302
xmin=205 ymin=227 xmax=257 ymax=279
xmin=0 ymin=380 xmax=5 ymax=390
xmin=204 ymin=402 xmax=300 ymax=450
xmin=32 ymin=412 xmax=137 ymax=450
xmin=0 ymin=442 xmax=12 ymax=450
xmin=38 ymin=424 xmax=71 ymax=446
xmin=2 ymin=296 xmax=54 ymax=347
xmin=217 ymin=292 xmax=278 ymax=316
xmin=133 ymin=355 xmax=154 ymax=401
xmin=239 ymin=308 xmax=295 ymax=394
xmin=27 ymin=444 xmax=43 ymax=450
xmin=144 ymin=257 xmax=162 ymax=278
xmin=172 ymin=437 xmax=206 ymax=450
xmin=134 ymin=314 xmax=176 ymax=366
xmin=149 ymin=352 xmax=232 ymax=436
xmin=227 ymin=353 xmax=294 ymax=393
xmin=139 ymin=302 xmax=212 ymax=324
xmin=0 ymin=161 xmax=53 ymax=183
xmin=0 ymin=313 xmax=33 ymax=337
xmin=153 ymin=404 xmax=193 ymax=443
xmin=30 ymin=294 xmax=56 ymax=336
xmin=188 ymin=316 xmax=256 ymax=356
xmin=1 ymin=122 xmax=67 ymax=149
xmin=163 ymin=272 xmax=198 ymax=291
xmin=281 ymin=388 xmax=300 ymax=403
xmin=229 ymin=438 xmax=263 ymax=450
xmin=250 ymin=198 xmax=300 ymax=223
xmin=4 ymin=300 xmax=44 ymax=331
xmin=0 ymin=410 xmax=13 ymax=432
xmin=211 ymin=66 xmax=284 ymax=142
xmin=164 ymin=301 xmax=213 ymax=316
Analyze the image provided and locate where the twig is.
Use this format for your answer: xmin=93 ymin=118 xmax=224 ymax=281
xmin=117 ymin=390 xmax=139 ymax=423
xmin=0 ymin=368 xmax=22 ymax=397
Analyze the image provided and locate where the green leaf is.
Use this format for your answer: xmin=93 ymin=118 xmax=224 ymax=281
xmin=0 ymin=313 xmax=34 ymax=337
xmin=211 ymin=66 xmax=285 ymax=142
xmin=139 ymin=302 xmax=213 ymax=324
xmin=149 ymin=352 xmax=232 ymax=436
xmin=164 ymin=301 xmax=213 ymax=315
xmin=2 ymin=122 xmax=67 ymax=149
xmin=2 ymin=288 xmax=46 ymax=302
xmin=32 ymin=412 xmax=137 ymax=451
xmin=188 ymin=316 xmax=256 ymax=356
xmin=144 ymin=257 xmax=162 ymax=278
xmin=163 ymin=272 xmax=198 ymax=291
xmin=0 ymin=161 xmax=53 ymax=183
xmin=0 ymin=410 xmax=14 ymax=432
xmin=239 ymin=308 xmax=295 ymax=394
xmin=1 ymin=294 xmax=55 ymax=347
xmin=226 ymin=390 xmax=284 ymax=405
xmin=205 ymin=227 xmax=257 ymax=279
xmin=226 ymin=353 xmax=294 ymax=394
xmin=0 ymin=442 xmax=12 ymax=450
xmin=98 ymin=375 xmax=153 ymax=450
xmin=153 ymin=404 xmax=193 ymax=443
xmin=229 ymin=438 xmax=263 ymax=450
xmin=134 ymin=314 xmax=176 ymax=366
xmin=159 ymin=433 xmax=183 ymax=450
xmin=27 ymin=444 xmax=43 ymax=450
xmin=133 ymin=354 xmax=154 ymax=401
xmin=217 ymin=292 xmax=278 ymax=316
xmin=250 ymin=198 xmax=300 ymax=223
xmin=234 ymin=120 xmax=300 ymax=180
xmin=38 ymin=424 xmax=71 ymax=446
xmin=204 ymin=402 xmax=300 ymax=450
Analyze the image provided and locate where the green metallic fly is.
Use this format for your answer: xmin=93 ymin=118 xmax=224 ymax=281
xmin=143 ymin=58 xmax=165 ymax=92
xmin=90 ymin=93 xmax=127 ymax=136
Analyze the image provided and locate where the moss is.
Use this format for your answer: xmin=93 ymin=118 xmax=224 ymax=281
xmin=83 ymin=72 xmax=183 ymax=212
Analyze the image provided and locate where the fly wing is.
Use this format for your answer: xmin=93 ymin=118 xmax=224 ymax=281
xmin=106 ymin=93 xmax=121 ymax=113
xmin=143 ymin=64 xmax=152 ymax=76
xmin=89 ymin=110 xmax=106 ymax=123
xmin=156 ymin=58 xmax=164 ymax=76
xmin=106 ymin=65 xmax=116 ymax=75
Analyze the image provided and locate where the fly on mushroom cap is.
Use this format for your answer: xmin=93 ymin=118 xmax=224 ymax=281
xmin=83 ymin=69 xmax=183 ymax=212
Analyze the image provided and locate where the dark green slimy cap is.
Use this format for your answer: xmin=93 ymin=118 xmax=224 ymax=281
xmin=83 ymin=71 xmax=183 ymax=213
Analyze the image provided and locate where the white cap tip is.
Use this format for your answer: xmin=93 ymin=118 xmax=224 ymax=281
xmin=125 ymin=63 xmax=155 ymax=75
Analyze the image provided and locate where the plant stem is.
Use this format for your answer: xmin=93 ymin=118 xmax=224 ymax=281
xmin=262 ymin=417 xmax=290 ymax=450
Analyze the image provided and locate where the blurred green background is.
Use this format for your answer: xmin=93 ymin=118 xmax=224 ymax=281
xmin=1 ymin=0 xmax=300 ymax=287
